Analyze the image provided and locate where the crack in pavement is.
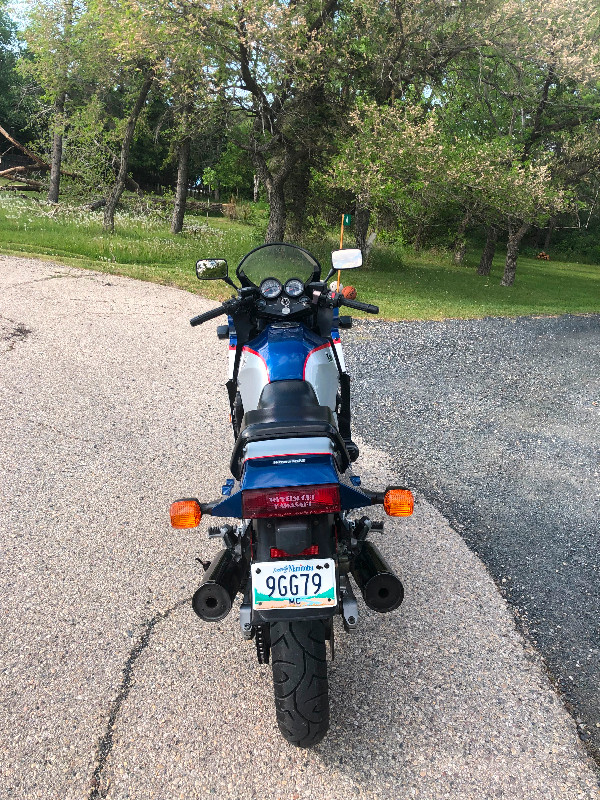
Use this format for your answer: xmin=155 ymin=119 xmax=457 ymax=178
xmin=87 ymin=598 xmax=190 ymax=800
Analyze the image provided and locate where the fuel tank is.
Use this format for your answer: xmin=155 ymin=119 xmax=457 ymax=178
xmin=237 ymin=323 xmax=339 ymax=413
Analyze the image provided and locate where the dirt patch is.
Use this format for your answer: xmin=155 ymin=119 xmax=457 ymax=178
xmin=1 ymin=319 xmax=33 ymax=352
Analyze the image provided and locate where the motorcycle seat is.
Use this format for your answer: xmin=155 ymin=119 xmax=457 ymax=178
xmin=230 ymin=380 xmax=350 ymax=479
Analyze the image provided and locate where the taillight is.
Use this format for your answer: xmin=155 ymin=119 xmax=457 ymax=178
xmin=242 ymin=484 xmax=340 ymax=518
xmin=270 ymin=545 xmax=319 ymax=558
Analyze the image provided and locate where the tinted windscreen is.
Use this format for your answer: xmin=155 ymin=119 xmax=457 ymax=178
xmin=237 ymin=244 xmax=320 ymax=286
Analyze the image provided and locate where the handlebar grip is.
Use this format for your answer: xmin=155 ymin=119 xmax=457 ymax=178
xmin=190 ymin=305 xmax=228 ymax=326
xmin=339 ymin=297 xmax=379 ymax=314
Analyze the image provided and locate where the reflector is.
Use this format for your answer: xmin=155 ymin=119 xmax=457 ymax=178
xmin=170 ymin=499 xmax=202 ymax=528
xmin=383 ymin=488 xmax=414 ymax=517
xmin=243 ymin=484 xmax=340 ymax=518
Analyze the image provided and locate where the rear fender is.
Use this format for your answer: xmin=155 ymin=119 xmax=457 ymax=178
xmin=253 ymin=514 xmax=335 ymax=562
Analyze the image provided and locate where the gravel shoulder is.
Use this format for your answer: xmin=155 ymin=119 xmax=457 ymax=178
xmin=0 ymin=255 xmax=598 ymax=800
xmin=344 ymin=314 xmax=600 ymax=758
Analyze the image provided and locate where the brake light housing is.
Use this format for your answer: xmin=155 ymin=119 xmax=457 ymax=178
xmin=242 ymin=484 xmax=340 ymax=518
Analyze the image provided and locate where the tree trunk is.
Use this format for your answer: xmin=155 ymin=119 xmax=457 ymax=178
xmin=171 ymin=137 xmax=190 ymax=234
xmin=544 ymin=215 xmax=557 ymax=250
xmin=103 ymin=70 xmax=154 ymax=233
xmin=452 ymin=210 xmax=472 ymax=265
xmin=501 ymin=221 xmax=530 ymax=287
xmin=253 ymin=174 xmax=260 ymax=202
xmin=251 ymin=145 xmax=303 ymax=243
xmin=265 ymin=180 xmax=286 ymax=242
xmin=48 ymin=92 xmax=66 ymax=204
xmin=477 ymin=225 xmax=498 ymax=276
xmin=354 ymin=205 xmax=371 ymax=255
xmin=285 ymin=160 xmax=311 ymax=238
xmin=414 ymin=219 xmax=425 ymax=251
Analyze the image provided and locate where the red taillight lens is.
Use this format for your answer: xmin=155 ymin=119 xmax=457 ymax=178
xmin=242 ymin=484 xmax=340 ymax=518
xmin=270 ymin=545 xmax=319 ymax=558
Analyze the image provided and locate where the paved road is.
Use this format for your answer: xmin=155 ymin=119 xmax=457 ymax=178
xmin=1 ymin=256 xmax=599 ymax=800
xmin=345 ymin=314 xmax=600 ymax=758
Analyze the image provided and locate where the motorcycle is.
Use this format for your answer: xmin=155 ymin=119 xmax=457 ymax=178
xmin=169 ymin=242 xmax=413 ymax=747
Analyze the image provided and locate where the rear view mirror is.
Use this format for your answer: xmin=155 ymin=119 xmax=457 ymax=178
xmin=331 ymin=249 xmax=362 ymax=270
xmin=196 ymin=258 xmax=228 ymax=280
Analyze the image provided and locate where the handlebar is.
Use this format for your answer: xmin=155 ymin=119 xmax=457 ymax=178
xmin=190 ymin=299 xmax=240 ymax=327
xmin=338 ymin=296 xmax=379 ymax=314
xmin=190 ymin=306 xmax=228 ymax=326
xmin=190 ymin=289 xmax=379 ymax=328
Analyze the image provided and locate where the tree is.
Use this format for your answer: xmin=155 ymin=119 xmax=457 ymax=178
xmin=190 ymin=0 xmax=505 ymax=242
xmin=21 ymin=0 xmax=81 ymax=202
xmin=0 ymin=1 xmax=31 ymax=138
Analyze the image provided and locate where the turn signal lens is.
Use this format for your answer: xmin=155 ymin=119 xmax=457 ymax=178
xmin=169 ymin=499 xmax=202 ymax=528
xmin=383 ymin=488 xmax=414 ymax=517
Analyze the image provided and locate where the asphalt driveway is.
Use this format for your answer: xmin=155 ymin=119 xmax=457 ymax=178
xmin=0 ymin=255 xmax=598 ymax=799
xmin=345 ymin=313 xmax=600 ymax=758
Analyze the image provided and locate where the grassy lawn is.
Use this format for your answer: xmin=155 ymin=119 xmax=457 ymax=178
xmin=0 ymin=192 xmax=599 ymax=320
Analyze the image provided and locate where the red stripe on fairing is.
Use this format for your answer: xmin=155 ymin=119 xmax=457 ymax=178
xmin=303 ymin=342 xmax=331 ymax=379
xmin=332 ymin=337 xmax=341 ymax=344
xmin=228 ymin=345 xmax=236 ymax=351
xmin=242 ymin=346 xmax=270 ymax=381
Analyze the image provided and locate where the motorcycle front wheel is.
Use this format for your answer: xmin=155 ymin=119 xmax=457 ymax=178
xmin=270 ymin=619 xmax=329 ymax=747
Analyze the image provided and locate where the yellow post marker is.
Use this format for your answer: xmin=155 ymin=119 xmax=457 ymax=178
xmin=338 ymin=214 xmax=344 ymax=290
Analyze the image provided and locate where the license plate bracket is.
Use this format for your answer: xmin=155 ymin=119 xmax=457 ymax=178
xmin=251 ymin=559 xmax=337 ymax=611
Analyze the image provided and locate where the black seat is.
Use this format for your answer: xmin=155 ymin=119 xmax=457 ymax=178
xmin=257 ymin=380 xmax=319 ymax=410
xmin=230 ymin=380 xmax=350 ymax=479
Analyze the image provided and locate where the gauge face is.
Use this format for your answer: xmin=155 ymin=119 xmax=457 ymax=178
xmin=259 ymin=277 xmax=283 ymax=299
xmin=284 ymin=278 xmax=304 ymax=298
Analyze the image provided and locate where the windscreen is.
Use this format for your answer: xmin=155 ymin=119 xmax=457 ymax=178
xmin=236 ymin=244 xmax=320 ymax=286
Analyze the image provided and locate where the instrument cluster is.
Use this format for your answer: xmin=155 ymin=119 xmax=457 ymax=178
xmin=257 ymin=277 xmax=311 ymax=317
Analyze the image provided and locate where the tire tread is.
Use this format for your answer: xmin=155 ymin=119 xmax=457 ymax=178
xmin=270 ymin=620 xmax=329 ymax=747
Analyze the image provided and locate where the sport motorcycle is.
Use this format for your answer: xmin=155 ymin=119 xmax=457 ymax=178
xmin=169 ymin=242 xmax=413 ymax=747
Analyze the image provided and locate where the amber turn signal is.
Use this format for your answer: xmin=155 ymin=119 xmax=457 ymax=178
xmin=383 ymin=488 xmax=414 ymax=517
xmin=170 ymin=499 xmax=202 ymax=528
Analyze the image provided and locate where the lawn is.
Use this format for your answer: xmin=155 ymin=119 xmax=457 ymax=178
xmin=0 ymin=192 xmax=599 ymax=320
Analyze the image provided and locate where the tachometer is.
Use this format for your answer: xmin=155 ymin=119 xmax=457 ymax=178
xmin=259 ymin=278 xmax=283 ymax=299
xmin=284 ymin=278 xmax=304 ymax=298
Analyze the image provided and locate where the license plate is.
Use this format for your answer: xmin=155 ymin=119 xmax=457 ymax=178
xmin=251 ymin=559 xmax=337 ymax=611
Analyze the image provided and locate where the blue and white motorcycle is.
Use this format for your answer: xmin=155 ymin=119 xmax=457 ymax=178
xmin=170 ymin=243 xmax=413 ymax=747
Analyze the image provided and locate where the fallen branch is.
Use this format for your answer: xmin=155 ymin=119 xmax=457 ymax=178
xmin=0 ymin=123 xmax=49 ymax=168
xmin=2 ymin=181 xmax=43 ymax=191
xmin=88 ymin=198 xmax=107 ymax=211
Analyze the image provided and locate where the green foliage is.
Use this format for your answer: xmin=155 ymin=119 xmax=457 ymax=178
xmin=0 ymin=1 xmax=32 ymax=138
xmin=0 ymin=196 xmax=598 ymax=318
xmin=211 ymin=142 xmax=255 ymax=199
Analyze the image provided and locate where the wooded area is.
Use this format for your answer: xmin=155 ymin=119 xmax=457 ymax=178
xmin=1 ymin=0 xmax=600 ymax=285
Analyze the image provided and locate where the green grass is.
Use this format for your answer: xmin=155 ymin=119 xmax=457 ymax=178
xmin=0 ymin=193 xmax=599 ymax=320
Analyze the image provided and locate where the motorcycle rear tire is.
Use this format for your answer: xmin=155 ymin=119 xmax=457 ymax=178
xmin=270 ymin=619 xmax=329 ymax=747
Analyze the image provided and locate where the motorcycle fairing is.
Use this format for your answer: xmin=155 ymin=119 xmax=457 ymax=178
xmin=209 ymin=436 xmax=371 ymax=517
xmin=237 ymin=324 xmax=338 ymax=412
xmin=227 ymin=314 xmax=237 ymax=380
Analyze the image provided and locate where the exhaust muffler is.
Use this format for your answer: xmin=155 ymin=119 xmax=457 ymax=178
xmin=351 ymin=541 xmax=404 ymax=613
xmin=192 ymin=548 xmax=246 ymax=622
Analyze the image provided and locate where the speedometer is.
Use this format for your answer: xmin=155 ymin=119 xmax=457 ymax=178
xmin=284 ymin=278 xmax=304 ymax=298
xmin=259 ymin=278 xmax=283 ymax=299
